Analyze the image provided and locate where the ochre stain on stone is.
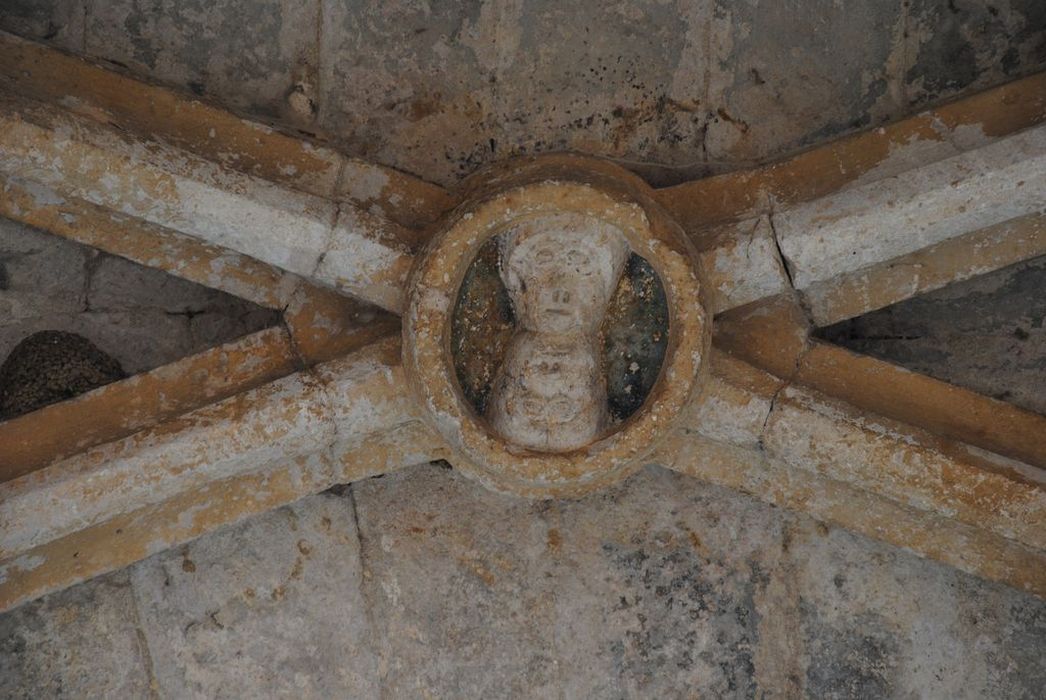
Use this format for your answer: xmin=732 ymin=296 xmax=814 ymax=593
xmin=0 ymin=327 xmax=298 ymax=483
xmin=0 ymin=32 xmax=454 ymax=231
xmin=794 ymin=341 xmax=1046 ymax=471
xmin=656 ymin=71 xmax=1046 ymax=229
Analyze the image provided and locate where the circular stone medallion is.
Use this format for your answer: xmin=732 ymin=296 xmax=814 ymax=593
xmin=403 ymin=155 xmax=710 ymax=497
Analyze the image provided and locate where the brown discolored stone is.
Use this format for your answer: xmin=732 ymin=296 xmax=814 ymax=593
xmin=795 ymin=340 xmax=1046 ymax=471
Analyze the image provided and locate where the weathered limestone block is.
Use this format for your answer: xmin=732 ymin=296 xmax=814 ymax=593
xmin=130 ymin=493 xmax=380 ymax=698
xmin=762 ymin=386 xmax=1046 ymax=551
xmin=0 ymin=216 xmax=86 ymax=322
xmin=0 ymin=570 xmax=154 ymax=698
xmin=774 ymin=122 xmax=1046 ymax=289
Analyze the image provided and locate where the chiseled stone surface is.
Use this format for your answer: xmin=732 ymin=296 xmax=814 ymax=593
xmin=318 ymin=0 xmax=493 ymax=185
xmin=540 ymin=467 xmax=787 ymax=698
xmin=790 ymin=520 xmax=1046 ymax=699
xmin=88 ymin=255 xmax=225 ymax=315
xmin=483 ymin=0 xmax=711 ymax=183
xmin=128 ymin=493 xmax=379 ymax=699
xmin=906 ymin=0 xmax=1046 ymax=107
xmin=352 ymin=464 xmax=1046 ymax=698
xmin=0 ymin=216 xmax=86 ymax=323
xmin=704 ymin=0 xmax=905 ymax=165
xmin=0 ymin=570 xmax=155 ymax=699
xmin=81 ymin=0 xmax=317 ymax=126
xmin=0 ymin=0 xmax=83 ymax=52
xmin=352 ymin=465 xmax=562 ymax=697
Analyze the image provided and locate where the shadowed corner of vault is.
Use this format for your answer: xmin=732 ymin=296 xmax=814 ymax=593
xmin=0 ymin=215 xmax=283 ymax=424
xmin=817 ymin=254 xmax=1046 ymax=418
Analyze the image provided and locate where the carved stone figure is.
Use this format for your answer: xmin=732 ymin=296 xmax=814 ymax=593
xmin=487 ymin=213 xmax=631 ymax=451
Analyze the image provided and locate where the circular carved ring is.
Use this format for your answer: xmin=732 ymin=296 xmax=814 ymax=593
xmin=403 ymin=154 xmax=710 ymax=498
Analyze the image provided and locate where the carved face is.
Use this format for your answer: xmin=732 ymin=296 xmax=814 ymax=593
xmin=517 ymin=339 xmax=598 ymax=399
xmin=486 ymin=214 xmax=632 ymax=451
xmin=488 ymin=332 xmax=605 ymax=451
xmin=500 ymin=216 xmax=630 ymax=334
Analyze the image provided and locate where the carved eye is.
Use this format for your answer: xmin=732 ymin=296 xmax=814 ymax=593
xmin=550 ymin=397 xmax=573 ymax=414
xmin=535 ymin=249 xmax=555 ymax=264
xmin=566 ymin=249 xmax=593 ymax=274
xmin=523 ymin=398 xmax=544 ymax=414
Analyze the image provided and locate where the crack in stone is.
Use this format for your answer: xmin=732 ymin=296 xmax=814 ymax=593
xmin=766 ymin=201 xmax=817 ymax=329
xmin=126 ymin=571 xmax=163 ymax=700
xmin=345 ymin=481 xmax=387 ymax=698
xmin=765 ymin=205 xmax=796 ymax=291
xmin=311 ymin=157 xmax=351 ymax=280
xmin=758 ymin=325 xmax=815 ymax=453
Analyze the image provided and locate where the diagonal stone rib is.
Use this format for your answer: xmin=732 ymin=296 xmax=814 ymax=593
xmin=772 ymin=122 xmax=1046 ymax=291
xmin=713 ymin=292 xmax=1046 ymax=470
xmin=657 ymin=433 xmax=1046 ymax=599
xmin=659 ymin=71 xmax=1046 ymax=318
xmin=0 ymin=337 xmax=426 ymax=562
xmin=657 ymin=70 xmax=1046 ymax=230
xmin=664 ymin=349 xmax=1046 ymax=595
xmin=690 ymin=120 xmax=1046 ymax=318
xmin=794 ymin=340 xmax=1046 ymax=471
xmin=762 ymin=385 xmax=1046 ymax=552
xmin=0 ymin=421 xmax=444 ymax=614
xmin=0 ymin=313 xmax=398 ymax=484
xmin=0 ymin=327 xmax=298 ymax=483
xmin=0 ymin=173 xmax=295 ymax=309
xmin=0 ymin=92 xmax=414 ymax=312
xmin=0 ymin=30 xmax=453 ymax=232
xmin=801 ymin=212 xmax=1046 ymax=326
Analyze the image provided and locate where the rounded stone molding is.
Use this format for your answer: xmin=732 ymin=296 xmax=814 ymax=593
xmin=403 ymin=154 xmax=710 ymax=498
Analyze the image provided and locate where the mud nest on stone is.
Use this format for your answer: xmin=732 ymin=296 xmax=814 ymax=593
xmin=0 ymin=330 xmax=126 ymax=421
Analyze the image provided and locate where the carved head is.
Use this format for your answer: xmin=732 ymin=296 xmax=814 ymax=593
xmin=499 ymin=215 xmax=631 ymax=334
xmin=488 ymin=332 xmax=606 ymax=451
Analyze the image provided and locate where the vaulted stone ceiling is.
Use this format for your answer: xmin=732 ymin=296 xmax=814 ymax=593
xmin=0 ymin=2 xmax=1044 ymax=698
